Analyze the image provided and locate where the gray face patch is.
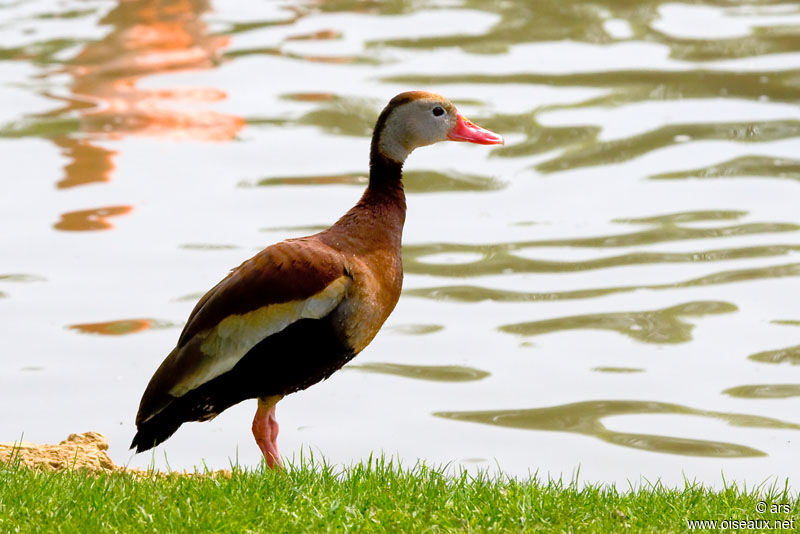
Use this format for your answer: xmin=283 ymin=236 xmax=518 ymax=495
xmin=378 ymin=98 xmax=457 ymax=163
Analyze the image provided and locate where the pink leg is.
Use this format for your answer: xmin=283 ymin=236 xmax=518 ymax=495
xmin=252 ymin=395 xmax=283 ymax=468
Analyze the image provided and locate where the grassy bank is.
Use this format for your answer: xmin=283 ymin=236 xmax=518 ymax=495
xmin=1 ymin=456 xmax=796 ymax=533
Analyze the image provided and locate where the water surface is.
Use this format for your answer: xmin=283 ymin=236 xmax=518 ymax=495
xmin=1 ymin=0 xmax=800 ymax=487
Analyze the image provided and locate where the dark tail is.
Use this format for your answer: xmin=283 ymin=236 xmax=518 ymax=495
xmin=130 ymin=403 xmax=185 ymax=453
xmin=130 ymin=388 xmax=234 ymax=453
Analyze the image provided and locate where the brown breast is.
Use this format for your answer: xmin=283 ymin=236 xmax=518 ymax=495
xmin=318 ymin=169 xmax=406 ymax=353
xmin=334 ymin=246 xmax=403 ymax=353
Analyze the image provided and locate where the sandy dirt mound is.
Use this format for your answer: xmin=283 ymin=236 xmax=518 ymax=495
xmin=0 ymin=432 xmax=232 ymax=477
xmin=0 ymin=432 xmax=118 ymax=473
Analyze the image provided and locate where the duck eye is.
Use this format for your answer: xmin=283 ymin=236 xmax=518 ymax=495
xmin=432 ymin=106 xmax=444 ymax=117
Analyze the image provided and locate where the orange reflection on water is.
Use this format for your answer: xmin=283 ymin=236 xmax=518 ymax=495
xmin=297 ymin=55 xmax=356 ymax=64
xmin=284 ymin=92 xmax=338 ymax=102
xmin=69 ymin=319 xmax=154 ymax=336
xmin=285 ymin=29 xmax=341 ymax=41
xmin=51 ymin=0 xmax=243 ymax=189
xmin=54 ymin=206 xmax=133 ymax=231
xmin=54 ymin=138 xmax=118 ymax=189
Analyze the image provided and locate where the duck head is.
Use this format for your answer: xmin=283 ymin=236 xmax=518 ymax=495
xmin=372 ymin=91 xmax=504 ymax=164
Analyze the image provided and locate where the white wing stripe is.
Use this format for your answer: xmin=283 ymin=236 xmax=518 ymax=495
xmin=169 ymin=276 xmax=348 ymax=396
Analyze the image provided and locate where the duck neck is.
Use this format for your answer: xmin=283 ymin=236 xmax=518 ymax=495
xmin=366 ymin=151 xmax=406 ymax=209
xmin=324 ymin=151 xmax=406 ymax=253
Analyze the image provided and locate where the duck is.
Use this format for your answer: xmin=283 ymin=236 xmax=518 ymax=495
xmin=130 ymin=91 xmax=503 ymax=467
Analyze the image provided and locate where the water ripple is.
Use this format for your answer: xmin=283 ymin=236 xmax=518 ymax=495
xmin=723 ymin=384 xmax=800 ymax=399
xmin=749 ymin=345 xmax=800 ymax=366
xmin=499 ymin=301 xmax=736 ymax=344
xmin=435 ymin=399 xmax=800 ymax=458
xmin=405 ymin=262 xmax=800 ymax=303
xmin=652 ymin=155 xmax=800 ymax=181
xmin=348 ymin=363 xmax=490 ymax=383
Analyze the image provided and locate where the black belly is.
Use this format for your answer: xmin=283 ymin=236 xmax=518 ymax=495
xmin=187 ymin=316 xmax=355 ymax=420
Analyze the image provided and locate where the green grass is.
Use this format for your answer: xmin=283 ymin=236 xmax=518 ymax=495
xmin=0 ymin=455 xmax=797 ymax=533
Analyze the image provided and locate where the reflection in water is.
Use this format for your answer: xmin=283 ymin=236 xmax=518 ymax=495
xmin=652 ymin=156 xmax=800 ymax=182
xmin=174 ymin=292 xmax=206 ymax=302
xmin=253 ymin=173 xmax=368 ymax=187
xmin=3 ymin=0 xmax=800 ymax=476
xmin=387 ymin=69 xmax=800 ymax=116
xmin=723 ymin=385 xmax=800 ymax=399
xmin=617 ymin=211 xmax=747 ymax=224
xmin=749 ymin=345 xmax=800 ymax=366
xmin=225 ymin=46 xmax=367 ymax=65
xmin=53 ymin=205 xmax=132 ymax=231
xmin=592 ymin=367 xmax=644 ymax=373
xmin=53 ymin=0 xmax=242 ymax=147
xmin=0 ymin=274 xmax=45 ymax=300
xmin=286 ymin=29 xmax=341 ymax=42
xmin=534 ymin=120 xmax=800 ymax=174
xmin=590 ymin=68 xmax=800 ymax=101
xmin=68 ymin=318 xmax=175 ymax=336
xmin=436 ymin=400 xmax=800 ymax=458
xmin=374 ymin=0 xmax=800 ymax=61
xmin=53 ymin=137 xmax=118 ymax=189
xmin=388 ymin=66 xmax=800 ymax=176
xmin=500 ymin=301 xmax=736 ymax=344
xmin=0 ymin=274 xmax=46 ymax=282
xmin=223 ymin=20 xmax=369 ymax=65
xmin=282 ymin=93 xmax=337 ymax=102
xmin=298 ymin=98 xmax=378 ymax=137
xmin=491 ymin=120 xmax=600 ymax=160
xmin=20 ymin=0 xmax=244 ymax=228
xmin=348 ymin=363 xmax=489 ymax=382
xmin=409 ymin=242 xmax=800 ymax=277
xmin=404 ymin=210 xmax=799 ymax=277
xmin=772 ymin=320 xmax=800 ymax=327
xmin=407 ymin=263 xmax=800 ymax=303
xmin=401 ymin=170 xmax=505 ymax=193
xmin=387 ymin=324 xmax=444 ymax=336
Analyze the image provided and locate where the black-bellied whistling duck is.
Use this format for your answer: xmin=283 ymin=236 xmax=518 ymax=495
xmin=131 ymin=91 xmax=503 ymax=467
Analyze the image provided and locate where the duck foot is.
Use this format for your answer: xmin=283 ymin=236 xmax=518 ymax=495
xmin=252 ymin=395 xmax=283 ymax=468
